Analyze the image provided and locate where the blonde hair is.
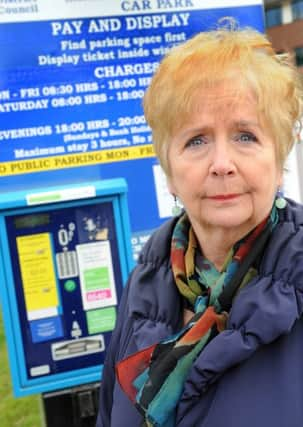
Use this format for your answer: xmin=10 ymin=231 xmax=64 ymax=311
xmin=143 ymin=22 xmax=303 ymax=174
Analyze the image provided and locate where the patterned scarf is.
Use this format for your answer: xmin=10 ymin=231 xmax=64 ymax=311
xmin=116 ymin=208 xmax=278 ymax=427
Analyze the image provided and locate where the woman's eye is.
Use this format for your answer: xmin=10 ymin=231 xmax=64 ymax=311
xmin=236 ymin=132 xmax=258 ymax=144
xmin=186 ymin=136 xmax=207 ymax=148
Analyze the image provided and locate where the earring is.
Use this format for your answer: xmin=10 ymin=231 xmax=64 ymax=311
xmin=275 ymin=188 xmax=287 ymax=209
xmin=172 ymin=195 xmax=182 ymax=216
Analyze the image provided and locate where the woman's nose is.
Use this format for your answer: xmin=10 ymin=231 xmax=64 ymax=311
xmin=209 ymin=142 xmax=236 ymax=177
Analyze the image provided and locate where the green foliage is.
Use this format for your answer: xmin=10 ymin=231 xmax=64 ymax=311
xmin=0 ymin=310 xmax=43 ymax=427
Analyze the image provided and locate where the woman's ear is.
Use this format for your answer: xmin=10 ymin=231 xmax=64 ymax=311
xmin=277 ymin=165 xmax=284 ymax=188
xmin=277 ymin=175 xmax=283 ymax=191
xmin=167 ymin=178 xmax=177 ymax=197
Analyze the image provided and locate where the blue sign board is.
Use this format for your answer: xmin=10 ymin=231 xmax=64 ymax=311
xmin=0 ymin=1 xmax=265 ymax=257
xmin=0 ymin=178 xmax=133 ymax=396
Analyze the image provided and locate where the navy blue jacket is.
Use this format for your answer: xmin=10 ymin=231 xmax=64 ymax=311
xmin=97 ymin=200 xmax=303 ymax=427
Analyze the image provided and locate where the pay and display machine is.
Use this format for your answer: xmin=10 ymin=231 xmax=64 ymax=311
xmin=0 ymin=179 xmax=133 ymax=404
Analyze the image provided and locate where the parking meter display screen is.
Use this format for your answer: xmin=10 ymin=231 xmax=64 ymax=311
xmin=5 ymin=198 xmax=124 ymax=379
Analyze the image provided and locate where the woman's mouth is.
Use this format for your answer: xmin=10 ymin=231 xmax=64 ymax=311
xmin=208 ymin=194 xmax=240 ymax=201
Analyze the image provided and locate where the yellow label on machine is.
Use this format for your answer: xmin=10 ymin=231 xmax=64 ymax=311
xmin=17 ymin=233 xmax=59 ymax=312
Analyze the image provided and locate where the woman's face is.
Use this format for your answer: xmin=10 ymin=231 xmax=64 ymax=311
xmin=167 ymin=85 xmax=282 ymax=241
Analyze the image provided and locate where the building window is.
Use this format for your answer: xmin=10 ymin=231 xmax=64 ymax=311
xmin=265 ymin=6 xmax=282 ymax=27
xmin=295 ymin=47 xmax=303 ymax=66
xmin=292 ymin=0 xmax=303 ymax=20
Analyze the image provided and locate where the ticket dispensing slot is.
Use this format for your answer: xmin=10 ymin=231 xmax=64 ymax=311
xmin=52 ymin=336 xmax=105 ymax=361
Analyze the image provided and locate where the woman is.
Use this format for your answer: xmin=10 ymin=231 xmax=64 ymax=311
xmin=97 ymin=24 xmax=303 ymax=427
